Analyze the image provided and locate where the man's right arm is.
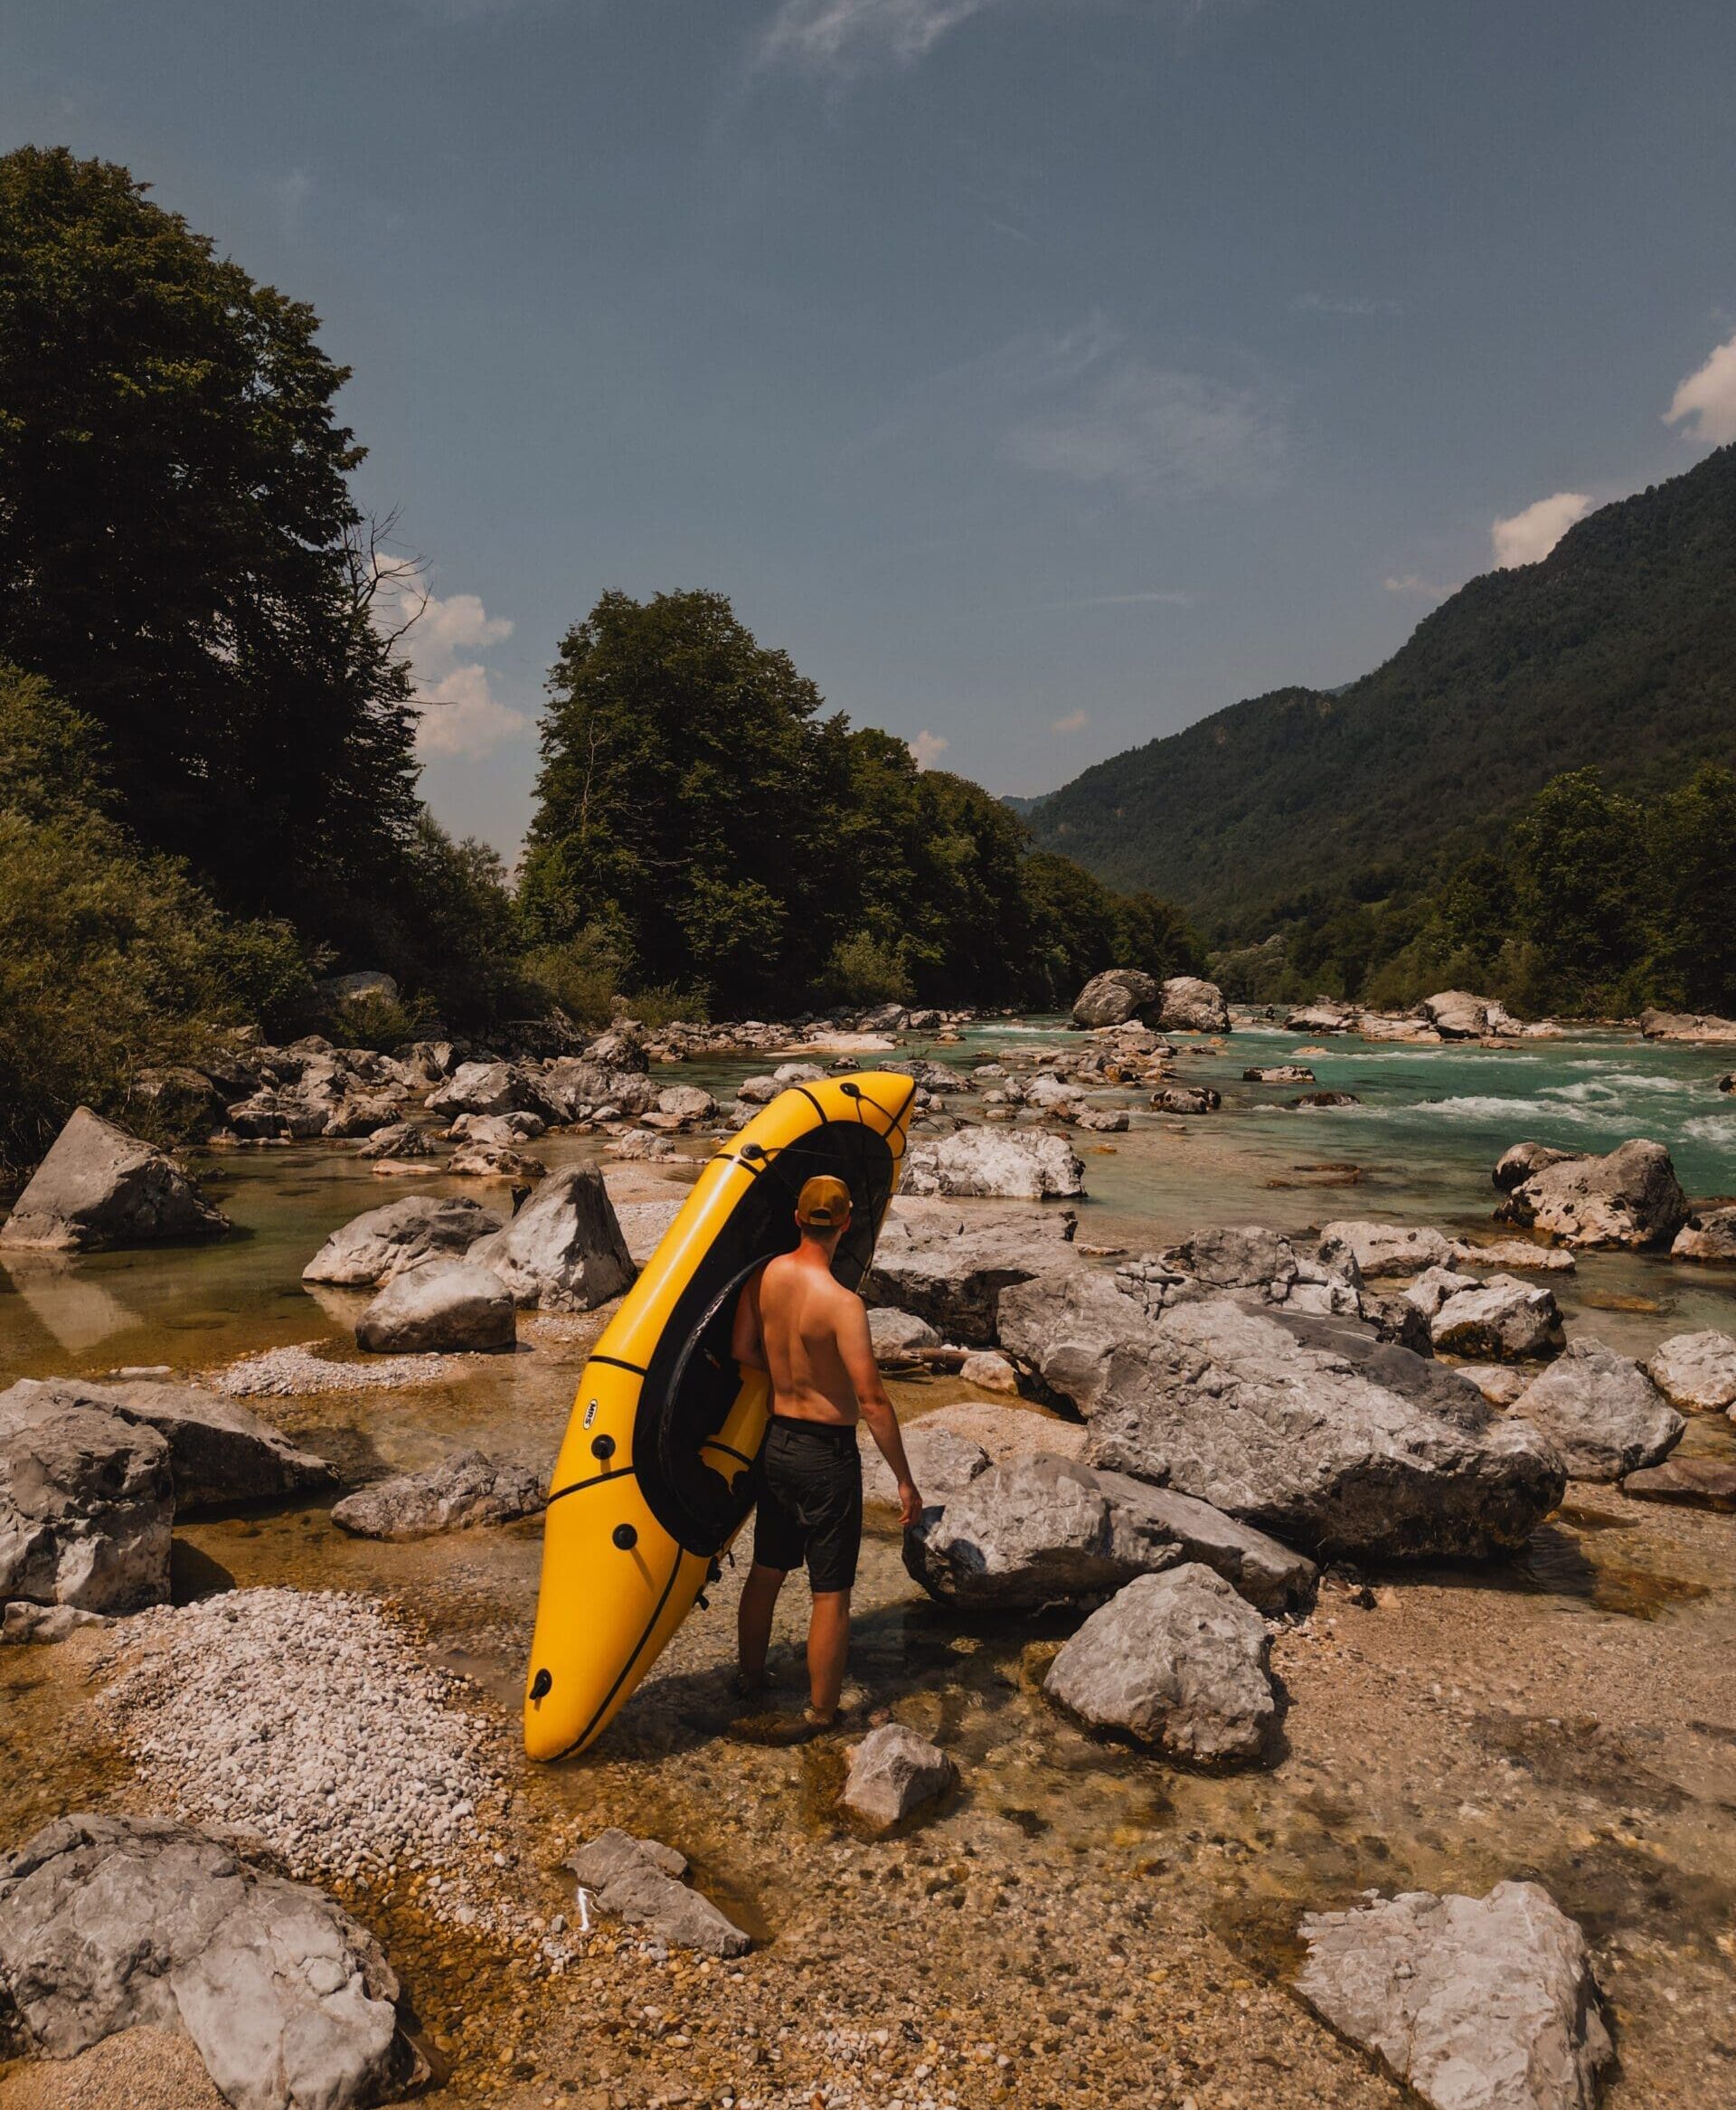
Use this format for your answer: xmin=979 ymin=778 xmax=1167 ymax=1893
xmin=837 ymin=1293 xmax=922 ymax=1528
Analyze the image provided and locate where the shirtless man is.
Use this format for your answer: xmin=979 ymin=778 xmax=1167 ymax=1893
xmin=731 ymin=1174 xmax=921 ymax=1727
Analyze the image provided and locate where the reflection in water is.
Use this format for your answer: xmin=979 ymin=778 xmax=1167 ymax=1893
xmin=0 ymin=1254 xmax=139 ymax=1355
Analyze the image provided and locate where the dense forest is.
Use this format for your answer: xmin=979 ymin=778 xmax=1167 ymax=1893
xmin=0 ymin=147 xmax=1195 ymax=1169
xmin=1028 ymin=444 xmax=1736 ymax=970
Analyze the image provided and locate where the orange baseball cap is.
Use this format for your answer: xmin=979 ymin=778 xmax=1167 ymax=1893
xmin=796 ymin=1175 xmax=852 ymax=1228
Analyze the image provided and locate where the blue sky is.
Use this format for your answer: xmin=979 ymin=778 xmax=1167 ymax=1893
xmin=5 ymin=0 xmax=1735 ymax=856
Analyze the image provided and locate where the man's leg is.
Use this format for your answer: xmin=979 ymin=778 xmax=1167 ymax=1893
xmin=807 ymin=1589 xmax=850 ymax=1720
xmin=737 ymin=1563 xmax=786 ymax=1689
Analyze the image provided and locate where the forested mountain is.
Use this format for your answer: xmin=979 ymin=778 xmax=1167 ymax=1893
xmin=1029 ymin=444 xmax=1736 ymax=936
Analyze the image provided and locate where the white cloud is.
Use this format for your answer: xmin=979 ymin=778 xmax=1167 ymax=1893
xmin=373 ymin=567 xmax=530 ymax=760
xmin=760 ymin=0 xmax=997 ymax=71
xmin=1665 ymin=331 xmax=1736 ymax=447
xmin=1490 ymin=492 xmax=1590 ymax=569
xmin=909 ymin=729 xmax=950 ymax=769
xmin=1051 ymin=708 xmax=1090 ymax=733
xmin=1005 ymin=357 xmax=1281 ymax=500
xmin=1382 ymin=572 xmax=1448 ymax=600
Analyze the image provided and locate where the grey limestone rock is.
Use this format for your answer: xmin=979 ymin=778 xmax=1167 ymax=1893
xmin=466 ymin=1166 xmax=635 ymax=1310
xmin=1319 ymin=1220 xmax=1456 ymax=1278
xmin=902 ymin=1124 xmax=1086 ymax=1201
xmin=902 ymin=1452 xmax=1182 ymax=1611
xmin=1084 ymin=1300 xmax=1565 ymax=1560
xmin=842 ymin=1723 xmax=956 ymax=1832
xmin=354 ymin=1263 xmax=516 ymax=1354
xmin=566 ymin=1830 xmax=750 ymax=1957
xmin=0 ymin=1812 xmax=426 ymax=2110
xmin=1044 ymin=1564 xmax=1276 ymax=1765
xmin=1 ymin=1107 xmax=230 ymax=1252
xmin=425 ymin=1058 xmax=549 ymax=1119
xmin=1496 ymin=1138 xmax=1688 ymax=1249
xmin=1157 ymin=976 xmax=1230 ymax=1033
xmin=1509 ymin=1340 xmax=1683 ymax=1481
xmin=867 ymin=1307 xmax=941 ymax=1359
xmin=303 ymin=1194 xmax=504 ymax=1288
xmin=0 ymin=1377 xmax=334 ymax=1515
xmin=330 ymin=1449 xmax=544 ymax=1538
xmin=0 ymin=1391 xmax=173 ymax=1613
xmin=1493 ymin=1140 xmax=1584 ymax=1192
xmin=1151 ymin=1085 xmax=1221 ymax=1115
xmin=863 ymin=1201 xmax=1077 ymax=1345
xmin=1296 ymin=1880 xmax=1612 ymax=2110
xmin=1090 ymin=1471 xmax=1316 ymax=1613
xmin=1645 ymin=1329 xmax=1736 ymax=1412
xmin=860 ymin=1424 xmax=990 ymax=1509
xmin=1671 ymin=1205 xmax=1736 ymax=1262
xmin=1428 ymin=1273 xmax=1565 ymax=1362
xmin=1071 ymin=969 xmax=1159 ymax=1029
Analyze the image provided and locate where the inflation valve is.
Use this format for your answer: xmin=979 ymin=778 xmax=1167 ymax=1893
xmin=529 ymin=1669 xmax=552 ymax=1708
xmin=590 ymin=1433 xmax=616 ymax=1462
xmin=612 ymin=1523 xmax=638 ymax=1551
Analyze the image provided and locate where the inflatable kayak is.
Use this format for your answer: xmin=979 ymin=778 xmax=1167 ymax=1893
xmin=524 ymin=1070 xmax=918 ymax=1760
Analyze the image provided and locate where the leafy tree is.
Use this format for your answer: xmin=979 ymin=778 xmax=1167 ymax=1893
xmin=1507 ymin=771 xmax=1652 ymax=1009
xmin=0 ymin=147 xmax=419 ymax=938
xmin=1649 ymin=765 xmax=1736 ymax=1013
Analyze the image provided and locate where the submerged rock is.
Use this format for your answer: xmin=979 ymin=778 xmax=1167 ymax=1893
xmin=1509 ymin=1341 xmax=1684 ymax=1481
xmin=303 ymin=1195 xmax=504 ymax=1288
xmin=1622 ymin=1457 xmax=1736 ymax=1510
xmin=0 ymin=1377 xmax=334 ymax=1515
xmin=466 ymin=1166 xmax=635 ymax=1310
xmin=1151 ymin=1085 xmax=1221 ymax=1116
xmin=0 ymin=1812 xmax=427 ymax=2110
xmin=1044 ymin=1565 xmax=1276 ymax=1765
xmin=1071 ymin=969 xmax=1160 ymax=1029
xmin=0 ymin=1107 xmax=230 ymax=1253
xmin=903 ymin=1452 xmax=1181 ymax=1611
xmin=1296 ymin=1881 xmax=1612 ymax=2110
xmin=903 ymin=1124 xmax=1086 ymax=1201
xmin=330 ymin=1450 xmax=544 ymax=1538
xmin=842 ymin=1724 xmax=956 ymax=1833
xmin=354 ymin=1263 xmax=516 ymax=1355
xmin=0 ymin=1391 xmax=173 ymax=1613
xmin=566 ymin=1830 xmax=750 ymax=1957
xmin=1244 ymin=1064 xmax=1316 ymax=1084
xmin=1084 ymin=1301 xmax=1565 ymax=1560
xmin=1645 ymin=1329 xmax=1736 ymax=1412
xmin=1496 ymin=1138 xmax=1688 ymax=1249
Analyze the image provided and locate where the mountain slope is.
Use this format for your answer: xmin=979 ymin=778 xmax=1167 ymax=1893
xmin=1028 ymin=444 xmax=1736 ymax=933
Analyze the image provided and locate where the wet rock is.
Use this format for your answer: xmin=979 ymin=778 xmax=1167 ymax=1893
xmin=354 ymin=1263 xmax=515 ymax=1354
xmin=1290 ymin=1090 xmax=1361 ymax=1108
xmin=1244 ymin=1064 xmax=1316 ymax=1084
xmin=902 ymin=1452 xmax=1182 ymax=1611
xmin=1084 ymin=1301 xmax=1566 ymax=1560
xmin=1496 ymin=1138 xmax=1688 ymax=1249
xmin=1152 ymin=1085 xmax=1221 ymax=1116
xmin=861 ymin=1423 xmax=990 ymax=1507
xmin=303 ymin=1195 xmax=504 ymax=1288
xmin=1157 ymin=976 xmax=1230 ymax=1033
xmin=1296 ymin=1881 xmax=1612 ymax=2110
xmin=425 ymin=1058 xmax=551 ymax=1120
xmin=566 ymin=1830 xmax=750 ymax=1957
xmin=466 ymin=1166 xmax=635 ymax=1310
xmin=1044 ymin=1565 xmax=1276 ymax=1765
xmin=330 ymin=1450 xmax=544 ymax=1538
xmin=1645 ymin=1329 xmax=1736 ymax=1412
xmin=1075 ymin=1106 xmax=1129 ymax=1132
xmin=655 ymin=1083 xmax=718 ymax=1125
xmin=1091 ymin=1472 xmax=1317 ymax=1613
xmin=864 ymin=1202 xmax=1078 ymax=1345
xmin=355 ymin=1121 xmax=433 ymax=1161
xmin=903 ymin=1124 xmax=1085 ymax=1201
xmin=1071 ymin=969 xmax=1160 ymax=1029
xmin=1428 ymin=1274 xmax=1564 ymax=1362
xmin=959 ymin=1348 xmax=1021 ymax=1394
xmin=1493 ymin=1140 xmax=1584 ymax=1191
xmin=1622 ymin=1456 xmax=1736 ymax=1510
xmin=842 ymin=1724 xmax=956 ymax=1832
xmin=0 ymin=1391 xmax=173 ymax=1612
xmin=1671 ymin=1205 xmax=1736 ymax=1262
xmin=868 ymin=1308 xmax=942 ymax=1359
xmin=1637 ymin=1007 xmax=1736 ymax=1044
xmin=0 ymin=1108 xmax=230 ymax=1253
xmin=0 ymin=1378 xmax=335 ymax=1515
xmin=1720 ymin=1071 xmax=1734 ymax=1093
xmin=446 ymin=1140 xmax=545 ymax=1179
xmin=0 ymin=1812 xmax=426 ymax=2110
xmin=2 ymin=1601 xmax=111 ymax=1643
xmin=1421 ymin=989 xmax=1494 ymax=1038
xmin=1318 ymin=1220 xmax=1455 ymax=1278
xmin=1509 ymin=1341 xmax=1684 ymax=1480
xmin=1450 ymin=1236 xmax=1577 ymax=1273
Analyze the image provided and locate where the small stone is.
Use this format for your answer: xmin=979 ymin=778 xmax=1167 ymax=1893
xmin=842 ymin=1724 xmax=955 ymax=1833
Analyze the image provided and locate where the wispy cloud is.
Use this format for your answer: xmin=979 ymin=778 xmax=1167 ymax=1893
xmin=271 ymin=168 xmax=313 ymax=238
xmin=908 ymin=729 xmax=950 ymax=768
xmin=760 ymin=0 xmax=999 ymax=72
xmin=1292 ymin=291 xmax=1401 ymax=318
xmin=1490 ymin=492 xmax=1590 ymax=569
xmin=1665 ymin=330 xmax=1736 ymax=447
xmin=1051 ymin=708 xmax=1090 ymax=733
xmin=1005 ymin=355 xmax=1282 ymax=500
xmin=1382 ymin=572 xmax=1448 ymax=601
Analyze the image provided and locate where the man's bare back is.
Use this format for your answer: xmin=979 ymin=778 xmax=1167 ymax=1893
xmin=750 ymin=1248 xmax=872 ymax=1426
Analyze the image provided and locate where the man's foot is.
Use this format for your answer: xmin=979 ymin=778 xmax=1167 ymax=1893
xmin=731 ymin=1667 xmax=775 ymax=1699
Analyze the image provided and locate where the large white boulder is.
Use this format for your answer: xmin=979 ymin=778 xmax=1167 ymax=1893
xmin=0 ymin=1391 xmax=174 ymax=1613
xmin=903 ymin=1124 xmax=1085 ymax=1201
xmin=303 ymin=1196 xmax=503 ymax=1289
xmin=1 ymin=1107 xmax=230 ymax=1253
xmin=466 ymin=1167 xmax=635 ymax=1310
xmin=354 ymin=1263 xmax=515 ymax=1354
xmin=1646 ymin=1330 xmax=1736 ymax=1412
xmin=1071 ymin=969 xmax=1159 ymax=1029
xmin=1156 ymin=976 xmax=1229 ymax=1033
xmin=1509 ymin=1341 xmax=1684 ymax=1481
xmin=1496 ymin=1139 xmax=1688 ymax=1249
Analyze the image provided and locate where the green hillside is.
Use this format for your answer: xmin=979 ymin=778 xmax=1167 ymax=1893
xmin=1029 ymin=444 xmax=1736 ymax=936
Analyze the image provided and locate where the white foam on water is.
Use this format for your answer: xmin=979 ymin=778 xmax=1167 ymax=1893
xmin=1543 ymin=1072 xmax=1696 ymax=1102
xmin=1682 ymin=1112 xmax=1736 ymax=1145
xmin=1418 ymin=1095 xmax=1605 ymax=1125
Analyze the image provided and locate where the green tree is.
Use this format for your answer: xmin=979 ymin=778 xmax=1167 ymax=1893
xmin=1649 ymin=764 xmax=1736 ymax=1012
xmin=0 ymin=147 xmax=419 ymax=938
xmin=1508 ymin=770 xmax=1654 ymax=1008
xmin=519 ymin=590 xmax=834 ymax=1005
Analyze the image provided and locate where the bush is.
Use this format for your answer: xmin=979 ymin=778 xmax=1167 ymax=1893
xmin=816 ymin=932 xmax=916 ymax=1008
